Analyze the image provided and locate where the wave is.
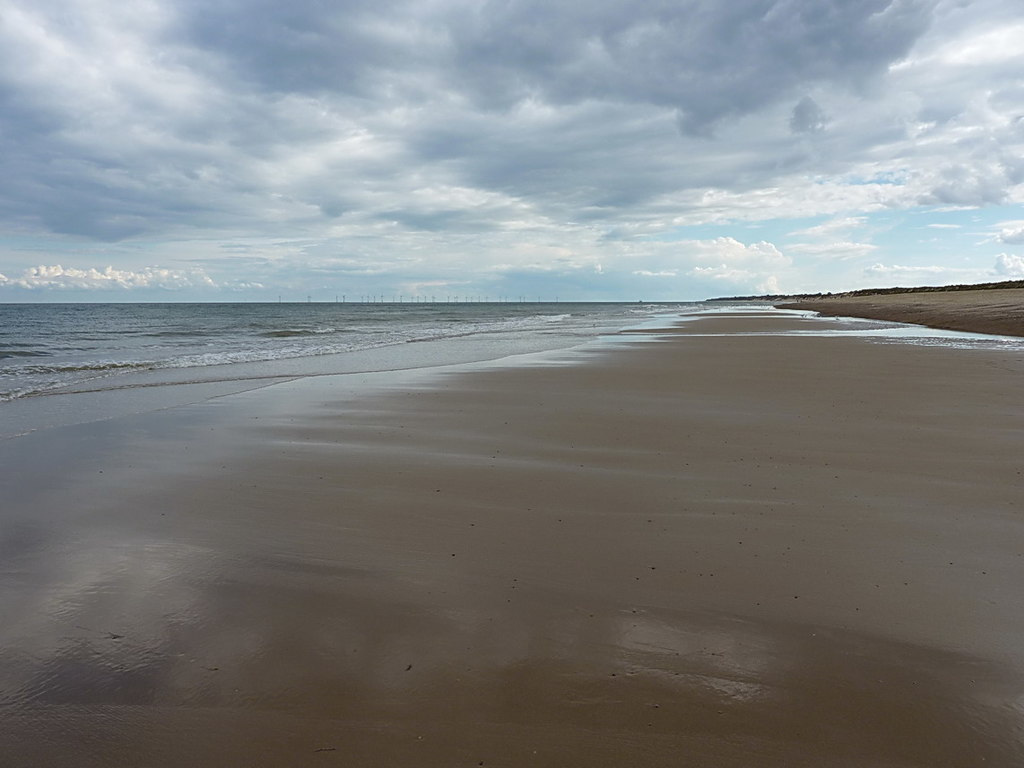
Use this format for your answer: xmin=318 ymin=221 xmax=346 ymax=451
xmin=0 ymin=303 xmax=654 ymax=405
xmin=142 ymin=330 xmax=219 ymax=338
xmin=260 ymin=327 xmax=342 ymax=338
xmin=0 ymin=350 xmax=52 ymax=359
xmin=11 ymin=360 xmax=153 ymax=376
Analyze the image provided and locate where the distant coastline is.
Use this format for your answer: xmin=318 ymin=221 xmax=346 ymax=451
xmin=714 ymin=280 xmax=1024 ymax=338
xmin=712 ymin=278 xmax=1024 ymax=303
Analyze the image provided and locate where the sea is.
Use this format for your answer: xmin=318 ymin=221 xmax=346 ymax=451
xmin=5 ymin=300 xmax=1022 ymax=439
xmin=0 ymin=301 xmax=699 ymax=435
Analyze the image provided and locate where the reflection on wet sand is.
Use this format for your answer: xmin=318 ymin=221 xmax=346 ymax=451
xmin=2 ymin=311 xmax=1024 ymax=766
xmin=2 ymin=532 xmax=1021 ymax=767
xmin=2 ymin=544 xmax=1020 ymax=766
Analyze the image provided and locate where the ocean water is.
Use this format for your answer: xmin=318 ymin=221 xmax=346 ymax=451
xmin=8 ymin=301 xmax=1018 ymax=441
xmin=0 ymin=301 xmax=691 ymax=404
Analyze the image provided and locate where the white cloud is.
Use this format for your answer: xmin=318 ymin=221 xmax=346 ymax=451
xmin=690 ymin=238 xmax=791 ymax=268
xmin=863 ymin=263 xmax=980 ymax=283
xmin=0 ymin=0 xmax=1022 ymax=299
xmin=687 ymin=261 xmax=785 ymax=294
xmin=784 ymin=216 xmax=878 ymax=264
xmin=933 ymin=22 xmax=1024 ymax=67
xmin=689 ymin=265 xmax=758 ymax=282
xmin=788 ymin=241 xmax=879 ymax=259
xmin=993 ymin=253 xmax=1024 ymax=277
xmin=996 ymin=224 xmax=1024 ymax=244
xmin=789 ymin=217 xmax=867 ymax=239
xmin=0 ymin=264 xmax=218 ymax=291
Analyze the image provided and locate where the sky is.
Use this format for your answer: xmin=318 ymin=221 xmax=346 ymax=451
xmin=1 ymin=0 xmax=1023 ymax=302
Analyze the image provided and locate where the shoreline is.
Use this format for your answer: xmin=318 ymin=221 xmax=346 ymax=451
xmin=776 ymin=286 xmax=1024 ymax=337
xmin=0 ymin=305 xmax=659 ymax=441
xmin=2 ymin=308 xmax=1023 ymax=765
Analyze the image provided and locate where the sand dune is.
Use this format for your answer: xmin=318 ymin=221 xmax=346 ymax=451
xmin=778 ymin=287 xmax=1024 ymax=337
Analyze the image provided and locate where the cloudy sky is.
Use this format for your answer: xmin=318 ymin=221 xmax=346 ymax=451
xmin=1 ymin=0 xmax=1023 ymax=302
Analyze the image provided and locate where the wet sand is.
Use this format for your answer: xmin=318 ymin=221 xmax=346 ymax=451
xmin=777 ymin=287 xmax=1024 ymax=337
xmin=2 ymin=309 xmax=1023 ymax=766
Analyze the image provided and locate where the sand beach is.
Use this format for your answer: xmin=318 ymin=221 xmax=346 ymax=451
xmin=777 ymin=286 xmax=1024 ymax=338
xmin=1 ymin=306 xmax=1023 ymax=766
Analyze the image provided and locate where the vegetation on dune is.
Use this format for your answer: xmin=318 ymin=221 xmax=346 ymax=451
xmin=715 ymin=279 xmax=1024 ymax=303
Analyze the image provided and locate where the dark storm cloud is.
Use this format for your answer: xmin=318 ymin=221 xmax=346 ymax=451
xmin=375 ymin=209 xmax=494 ymax=233
xmin=167 ymin=0 xmax=936 ymax=140
xmin=0 ymin=0 xmax=939 ymax=244
xmin=173 ymin=0 xmax=405 ymax=97
xmin=443 ymin=0 xmax=933 ymax=134
xmin=790 ymin=96 xmax=828 ymax=134
xmin=403 ymin=101 xmax=687 ymax=216
xmin=2 ymin=0 xmax=1021 ymax=300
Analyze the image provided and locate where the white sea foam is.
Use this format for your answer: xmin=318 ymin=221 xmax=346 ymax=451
xmin=0 ymin=302 xmax=686 ymax=403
